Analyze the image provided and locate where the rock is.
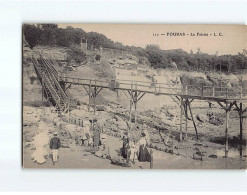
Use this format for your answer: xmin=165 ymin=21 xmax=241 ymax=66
xmin=196 ymin=114 xmax=208 ymax=123
xmin=209 ymin=154 xmax=217 ymax=158
xmin=95 ymin=150 xmax=104 ymax=157
xmin=207 ymin=111 xmax=224 ymax=126
xmin=111 ymin=156 xmax=124 ymax=166
xmin=167 ymin=110 xmax=176 ymax=117
xmin=96 ymin=106 xmax=106 ymax=111
xmin=193 ymin=153 xmax=203 ymax=161
xmin=117 ymin=120 xmax=127 ymax=130
xmin=25 ymin=135 xmax=33 ymax=142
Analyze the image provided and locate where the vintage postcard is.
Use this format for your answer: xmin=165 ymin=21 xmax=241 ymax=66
xmin=22 ymin=24 xmax=247 ymax=169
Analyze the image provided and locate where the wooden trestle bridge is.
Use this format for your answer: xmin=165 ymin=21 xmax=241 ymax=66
xmin=32 ymin=54 xmax=247 ymax=158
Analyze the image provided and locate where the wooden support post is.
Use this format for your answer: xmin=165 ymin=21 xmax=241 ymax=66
xmin=150 ymin=149 xmax=153 ymax=169
xmin=94 ymin=79 xmax=96 ymax=115
xmin=88 ymin=80 xmax=91 ymax=112
xmin=225 ymin=102 xmax=229 ymax=158
xmin=240 ymin=103 xmax=243 ymax=157
xmin=240 ymin=86 xmax=242 ymax=98
xmin=212 ymin=87 xmax=215 ymax=97
xmin=187 ymin=100 xmax=199 ymax=140
xmin=134 ymin=82 xmax=137 ymax=124
xmin=129 ymin=82 xmax=133 ymax=130
xmin=179 ymin=97 xmax=183 ymax=141
xmin=184 ymin=100 xmax=188 ymax=141
xmin=185 ymin=85 xmax=188 ymax=95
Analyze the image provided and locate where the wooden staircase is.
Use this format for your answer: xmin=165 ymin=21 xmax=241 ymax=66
xmin=31 ymin=54 xmax=73 ymax=115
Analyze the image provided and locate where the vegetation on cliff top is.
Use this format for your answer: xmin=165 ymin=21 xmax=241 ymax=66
xmin=23 ymin=24 xmax=247 ymax=73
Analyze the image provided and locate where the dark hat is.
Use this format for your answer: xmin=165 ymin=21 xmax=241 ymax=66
xmin=141 ymin=132 xmax=146 ymax=137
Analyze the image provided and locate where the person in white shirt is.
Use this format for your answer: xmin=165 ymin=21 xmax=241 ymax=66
xmin=136 ymin=133 xmax=150 ymax=162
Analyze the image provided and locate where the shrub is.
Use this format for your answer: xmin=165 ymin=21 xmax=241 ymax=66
xmin=67 ymin=44 xmax=86 ymax=64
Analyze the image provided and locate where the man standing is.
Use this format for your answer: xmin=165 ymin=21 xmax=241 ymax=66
xmin=93 ymin=128 xmax=100 ymax=151
xmin=49 ymin=132 xmax=61 ymax=165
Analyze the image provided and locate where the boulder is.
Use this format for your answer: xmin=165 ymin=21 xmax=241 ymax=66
xmin=111 ymin=156 xmax=124 ymax=166
xmin=196 ymin=114 xmax=208 ymax=123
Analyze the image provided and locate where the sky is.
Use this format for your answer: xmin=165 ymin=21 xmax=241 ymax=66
xmin=58 ymin=24 xmax=247 ymax=55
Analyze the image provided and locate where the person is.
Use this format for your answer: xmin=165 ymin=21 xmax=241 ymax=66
xmin=49 ymin=132 xmax=61 ymax=165
xmin=142 ymin=124 xmax=150 ymax=146
xmin=81 ymin=120 xmax=90 ymax=147
xmin=88 ymin=133 xmax=93 ymax=147
xmin=121 ymin=132 xmax=130 ymax=158
xmin=136 ymin=133 xmax=150 ymax=162
xmin=129 ymin=140 xmax=138 ymax=163
xmin=100 ymin=129 xmax=108 ymax=150
xmin=93 ymin=128 xmax=100 ymax=150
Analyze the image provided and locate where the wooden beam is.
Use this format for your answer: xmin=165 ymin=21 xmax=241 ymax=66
xmin=65 ymin=83 xmax=72 ymax=92
xmin=179 ymin=97 xmax=183 ymax=141
xmin=82 ymin=85 xmax=89 ymax=95
xmin=189 ymin=99 xmax=194 ymax=104
xmin=175 ymin=96 xmax=180 ymax=101
xmin=129 ymin=82 xmax=133 ymax=130
xmin=122 ymin=90 xmax=129 ymax=98
xmin=137 ymin=92 xmax=146 ymax=102
xmin=136 ymin=92 xmax=142 ymax=99
xmin=216 ymin=101 xmax=227 ymax=110
xmin=234 ymin=101 xmax=240 ymax=113
xmin=93 ymin=86 xmax=96 ymax=114
xmin=184 ymin=100 xmax=188 ymax=141
xmin=225 ymin=103 xmax=230 ymax=157
xmin=169 ymin=95 xmax=179 ymax=106
xmin=239 ymin=103 xmax=243 ymax=157
xmin=226 ymin=101 xmax=235 ymax=112
xmin=88 ymin=80 xmax=91 ymax=112
xmin=95 ymin=87 xmax=103 ymax=96
xmin=187 ymin=100 xmax=199 ymax=139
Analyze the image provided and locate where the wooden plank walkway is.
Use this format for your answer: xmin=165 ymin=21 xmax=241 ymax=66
xmin=61 ymin=76 xmax=247 ymax=103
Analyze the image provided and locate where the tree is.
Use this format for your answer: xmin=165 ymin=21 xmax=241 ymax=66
xmin=23 ymin=24 xmax=41 ymax=49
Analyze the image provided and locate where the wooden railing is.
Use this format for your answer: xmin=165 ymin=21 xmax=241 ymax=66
xmin=61 ymin=76 xmax=247 ymax=100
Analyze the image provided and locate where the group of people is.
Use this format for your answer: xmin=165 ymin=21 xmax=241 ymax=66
xmin=78 ymin=120 xmax=108 ymax=151
xmin=121 ymin=125 xmax=151 ymax=163
xmin=49 ymin=120 xmax=151 ymax=166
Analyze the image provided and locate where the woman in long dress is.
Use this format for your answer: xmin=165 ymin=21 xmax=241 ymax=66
xmin=137 ymin=133 xmax=150 ymax=162
xmin=121 ymin=133 xmax=129 ymax=158
xmin=93 ymin=128 xmax=100 ymax=150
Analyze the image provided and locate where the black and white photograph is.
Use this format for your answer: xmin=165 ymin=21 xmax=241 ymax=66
xmin=22 ymin=24 xmax=247 ymax=169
